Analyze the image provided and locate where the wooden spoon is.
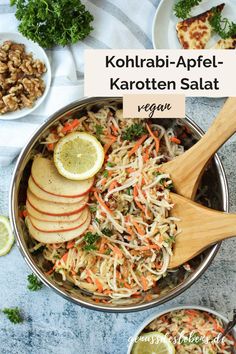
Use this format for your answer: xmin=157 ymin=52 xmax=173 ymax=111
xmin=160 ymin=97 xmax=236 ymax=200
xmin=168 ymin=193 xmax=236 ymax=269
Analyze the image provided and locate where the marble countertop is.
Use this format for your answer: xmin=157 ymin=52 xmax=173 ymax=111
xmin=0 ymin=97 xmax=236 ymax=354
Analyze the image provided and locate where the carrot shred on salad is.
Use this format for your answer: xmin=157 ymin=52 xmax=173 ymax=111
xmin=146 ymin=124 xmax=160 ymax=153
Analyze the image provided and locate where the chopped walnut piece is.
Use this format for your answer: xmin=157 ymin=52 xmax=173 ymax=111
xmin=0 ymin=40 xmax=47 ymax=115
xmin=2 ymin=93 xmax=19 ymax=111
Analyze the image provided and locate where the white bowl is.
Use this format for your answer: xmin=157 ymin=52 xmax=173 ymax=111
xmin=0 ymin=32 xmax=51 ymax=120
xmin=127 ymin=305 xmax=236 ymax=353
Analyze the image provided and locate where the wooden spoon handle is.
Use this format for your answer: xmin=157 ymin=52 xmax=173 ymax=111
xmin=188 ymin=97 xmax=236 ymax=170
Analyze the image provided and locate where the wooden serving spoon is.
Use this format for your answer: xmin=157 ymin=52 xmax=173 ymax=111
xmin=160 ymin=97 xmax=236 ymax=200
xmin=168 ymin=193 xmax=236 ymax=269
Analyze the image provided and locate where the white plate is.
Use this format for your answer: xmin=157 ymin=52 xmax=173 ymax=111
xmin=127 ymin=305 xmax=236 ymax=353
xmin=0 ymin=32 xmax=51 ymax=120
xmin=152 ymin=0 xmax=236 ymax=49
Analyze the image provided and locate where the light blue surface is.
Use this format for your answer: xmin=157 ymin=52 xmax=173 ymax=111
xmin=1 ymin=97 xmax=236 ymax=354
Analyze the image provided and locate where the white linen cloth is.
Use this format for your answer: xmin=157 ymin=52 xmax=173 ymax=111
xmin=0 ymin=0 xmax=159 ymax=165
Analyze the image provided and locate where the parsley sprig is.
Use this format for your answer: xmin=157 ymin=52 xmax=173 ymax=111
xmin=2 ymin=308 xmax=23 ymax=324
xmin=27 ymin=274 xmax=43 ymax=291
xmin=174 ymin=0 xmax=202 ymax=19
xmin=122 ymin=123 xmax=147 ymax=141
xmin=10 ymin=0 xmax=94 ymax=48
xmin=83 ymin=232 xmax=100 ymax=251
xmin=210 ymin=7 xmax=236 ymax=39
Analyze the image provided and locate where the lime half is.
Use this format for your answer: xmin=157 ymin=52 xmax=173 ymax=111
xmin=0 ymin=216 xmax=14 ymax=256
xmin=131 ymin=332 xmax=175 ymax=354
xmin=54 ymin=132 xmax=104 ymax=180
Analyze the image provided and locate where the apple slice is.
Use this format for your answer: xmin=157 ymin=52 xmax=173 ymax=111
xmin=26 ymin=201 xmax=85 ymax=222
xmin=26 ymin=213 xmax=91 ymax=243
xmin=27 ymin=189 xmax=88 ymax=216
xmin=31 ymin=156 xmax=94 ymax=197
xmin=29 ymin=207 xmax=89 ymax=232
xmin=28 ymin=176 xmax=85 ymax=204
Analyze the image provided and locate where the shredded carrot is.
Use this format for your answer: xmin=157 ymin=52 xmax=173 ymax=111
xmin=104 ymin=136 xmax=117 ymax=155
xmin=108 ymin=180 xmax=118 ymax=192
xmin=133 ymin=185 xmax=146 ymax=213
xmin=67 ymin=240 xmax=75 ymax=249
xmin=110 ymin=124 xmax=118 ymax=135
xmin=71 ymin=270 xmax=77 ymax=276
xmin=170 ymin=136 xmax=181 ymax=144
xmin=100 ymin=178 xmax=107 ymax=186
xmin=144 ymin=294 xmax=153 ymax=302
xmin=146 ymin=124 xmax=160 ymax=153
xmin=124 ymin=282 xmax=132 ymax=289
xmin=61 ymin=252 xmax=69 ymax=263
xmin=139 ymin=244 xmax=160 ymax=251
xmin=128 ymin=134 xmax=148 ymax=157
xmin=94 ymin=191 xmax=113 ymax=214
xmin=61 ymin=119 xmax=80 ymax=134
xmin=94 ymin=278 xmax=103 ymax=292
xmin=133 ymin=220 xmax=145 ymax=236
xmin=99 ymin=237 xmax=106 ymax=253
xmin=140 ymin=276 xmax=148 ymax=291
xmin=185 ymin=309 xmax=199 ymax=318
xmin=126 ymin=225 xmax=134 ymax=236
xmin=47 ymin=143 xmax=54 ymax=151
xmin=126 ymin=167 xmax=134 ymax=174
xmin=103 ymin=289 xmax=112 ymax=295
xmin=143 ymin=146 xmax=149 ymax=162
xmin=108 ymin=243 xmax=123 ymax=258
xmin=45 ymin=269 xmax=54 ymax=276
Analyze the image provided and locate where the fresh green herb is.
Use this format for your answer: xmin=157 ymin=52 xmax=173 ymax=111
xmin=95 ymin=217 xmax=100 ymax=224
xmin=103 ymin=170 xmax=109 ymax=178
xmin=105 ymin=249 xmax=112 ymax=255
xmin=210 ymin=7 xmax=236 ymax=39
xmin=174 ymin=0 xmax=202 ymax=19
xmin=102 ymin=228 xmax=113 ymax=236
xmin=107 ymin=162 xmax=115 ymax=167
xmin=122 ymin=123 xmax=147 ymax=141
xmin=2 ymin=308 xmax=23 ymax=324
xmin=166 ymin=183 xmax=174 ymax=190
xmin=95 ymin=125 xmax=104 ymax=138
xmin=83 ymin=232 xmax=100 ymax=251
xmin=10 ymin=0 xmax=94 ymax=48
xmin=126 ymin=187 xmax=131 ymax=195
xmin=89 ymin=205 xmax=97 ymax=213
xmin=27 ymin=274 xmax=43 ymax=291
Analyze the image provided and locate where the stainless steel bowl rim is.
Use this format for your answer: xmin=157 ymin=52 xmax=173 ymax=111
xmin=127 ymin=304 xmax=235 ymax=354
xmin=9 ymin=97 xmax=229 ymax=312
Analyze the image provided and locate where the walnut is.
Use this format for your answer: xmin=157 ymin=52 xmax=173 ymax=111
xmin=0 ymin=61 xmax=8 ymax=73
xmin=0 ymin=40 xmax=47 ymax=115
xmin=1 ymin=41 xmax=12 ymax=52
xmin=11 ymin=43 xmax=25 ymax=53
xmin=32 ymin=60 xmax=46 ymax=76
xmin=9 ymin=50 xmax=22 ymax=67
xmin=0 ymin=49 xmax=7 ymax=62
xmin=2 ymin=94 xmax=19 ymax=111
xmin=9 ymin=83 xmax=23 ymax=95
xmin=20 ymin=94 xmax=34 ymax=108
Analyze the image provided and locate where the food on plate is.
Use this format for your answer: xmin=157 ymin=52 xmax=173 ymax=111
xmin=131 ymin=332 xmax=175 ymax=354
xmin=0 ymin=216 xmax=14 ymax=256
xmin=19 ymin=106 xmax=190 ymax=300
xmin=209 ymin=6 xmax=236 ymax=40
xmin=0 ymin=40 xmax=46 ymax=114
xmin=137 ymin=309 xmax=235 ymax=354
xmin=174 ymin=0 xmax=203 ymax=20
xmin=176 ymin=4 xmax=225 ymax=49
xmin=212 ymin=36 xmax=236 ymax=49
xmin=11 ymin=0 xmax=94 ymax=48
xmin=54 ymin=132 xmax=105 ymax=180
xmin=31 ymin=156 xmax=94 ymax=197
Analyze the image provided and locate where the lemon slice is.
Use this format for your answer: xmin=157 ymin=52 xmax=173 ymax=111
xmin=54 ymin=132 xmax=104 ymax=180
xmin=131 ymin=332 xmax=175 ymax=354
xmin=0 ymin=216 xmax=14 ymax=256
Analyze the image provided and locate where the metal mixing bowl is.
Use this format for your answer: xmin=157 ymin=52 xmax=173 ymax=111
xmin=9 ymin=97 xmax=229 ymax=312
